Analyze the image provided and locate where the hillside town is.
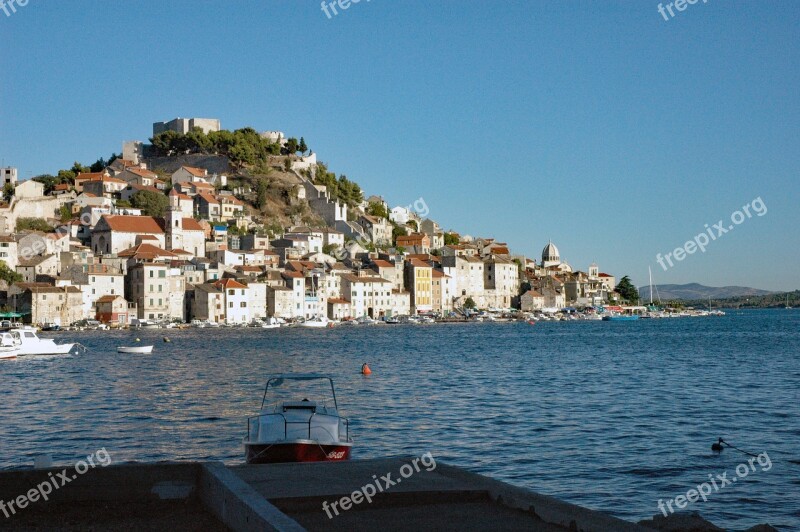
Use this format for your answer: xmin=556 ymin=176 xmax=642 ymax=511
xmin=0 ymin=118 xmax=622 ymax=327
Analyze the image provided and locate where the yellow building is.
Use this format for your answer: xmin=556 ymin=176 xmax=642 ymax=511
xmin=404 ymin=259 xmax=433 ymax=314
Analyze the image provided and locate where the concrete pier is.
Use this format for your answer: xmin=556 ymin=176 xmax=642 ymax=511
xmin=0 ymin=457 xmax=646 ymax=531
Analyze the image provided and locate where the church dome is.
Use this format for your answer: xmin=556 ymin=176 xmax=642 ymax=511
xmin=542 ymin=241 xmax=560 ymax=263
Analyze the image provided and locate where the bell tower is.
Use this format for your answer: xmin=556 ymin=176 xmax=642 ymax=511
xmin=164 ymin=204 xmax=182 ymax=251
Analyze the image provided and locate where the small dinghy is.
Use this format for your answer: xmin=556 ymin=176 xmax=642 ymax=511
xmin=117 ymin=345 xmax=154 ymax=354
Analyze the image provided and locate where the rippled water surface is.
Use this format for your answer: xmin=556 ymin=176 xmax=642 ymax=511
xmin=1 ymin=310 xmax=798 ymax=529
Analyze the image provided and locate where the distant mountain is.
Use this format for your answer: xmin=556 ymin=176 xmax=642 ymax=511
xmin=637 ymin=283 xmax=773 ymax=301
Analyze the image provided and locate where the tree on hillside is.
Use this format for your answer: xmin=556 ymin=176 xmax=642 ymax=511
xmin=0 ymin=261 xmax=22 ymax=285
xmin=298 ymin=137 xmax=308 ymax=155
xmin=255 ymin=178 xmax=269 ymax=209
xmin=443 ymin=232 xmax=460 ymax=246
xmin=130 ymin=190 xmax=169 ymax=217
xmin=366 ymin=202 xmax=388 ymax=219
xmin=150 ymin=127 xmax=281 ymax=164
xmin=282 ymin=137 xmax=299 ymax=156
xmin=615 ymin=276 xmax=640 ymax=303
xmin=90 ymin=153 xmax=119 ymax=173
xmin=312 ymin=163 xmax=364 ymax=208
xmin=16 ymin=218 xmax=53 ymax=232
xmin=392 ymin=225 xmax=408 ymax=244
xmin=2 ymin=183 xmax=14 ymax=202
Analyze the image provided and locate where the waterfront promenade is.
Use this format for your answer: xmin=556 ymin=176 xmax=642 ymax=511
xmin=0 ymin=457 xmax=645 ymax=531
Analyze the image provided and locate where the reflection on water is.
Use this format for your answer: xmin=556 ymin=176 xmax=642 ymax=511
xmin=1 ymin=309 xmax=798 ymax=529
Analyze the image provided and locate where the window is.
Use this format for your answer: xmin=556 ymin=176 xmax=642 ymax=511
xmin=158 ymin=299 xmax=162 ymax=306
xmin=228 ymin=290 xmax=234 ymax=296
xmin=229 ymin=302 xmax=233 ymax=308
xmin=149 ymin=271 xmax=154 ymax=278
xmin=240 ymin=302 xmax=246 ymax=308
xmin=92 ymin=277 xmax=96 ymax=282
xmin=149 ymin=299 xmax=153 ymax=306
xmin=158 ymin=285 xmax=163 ymax=292
xmin=159 ymin=270 xmax=166 ymax=278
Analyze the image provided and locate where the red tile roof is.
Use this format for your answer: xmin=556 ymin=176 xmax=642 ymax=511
xmin=101 ymin=215 xmax=164 ymax=234
xmin=181 ymin=166 xmax=207 ymax=177
xmin=213 ymin=278 xmax=248 ymax=290
xmin=181 ymin=218 xmax=204 ymax=231
xmin=118 ymin=243 xmax=176 ymax=259
xmin=76 ymin=172 xmax=105 ymax=181
xmin=125 ymin=167 xmax=157 ymax=178
xmin=96 ymin=295 xmax=123 ymax=303
xmin=88 ymin=176 xmax=126 ymax=184
xmin=197 ymin=192 xmax=219 ymax=204
xmin=169 ymin=188 xmax=192 ymax=201
xmin=522 ymin=290 xmax=543 ymax=298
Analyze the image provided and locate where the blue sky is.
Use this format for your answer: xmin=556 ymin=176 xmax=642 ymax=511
xmin=1 ymin=1 xmax=797 ymax=291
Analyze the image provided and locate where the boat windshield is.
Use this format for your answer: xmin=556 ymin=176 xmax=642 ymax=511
xmin=260 ymin=374 xmax=338 ymax=411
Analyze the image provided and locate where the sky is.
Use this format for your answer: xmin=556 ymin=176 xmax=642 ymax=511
xmin=1 ymin=1 xmax=798 ymax=291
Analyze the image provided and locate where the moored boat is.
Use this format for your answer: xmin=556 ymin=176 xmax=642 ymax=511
xmin=300 ymin=316 xmax=334 ymax=328
xmin=602 ymin=314 xmax=640 ymax=321
xmin=244 ymin=374 xmax=352 ymax=464
xmin=10 ymin=327 xmax=75 ymax=356
xmin=0 ymin=332 xmax=19 ymax=360
xmin=117 ymin=345 xmax=154 ymax=354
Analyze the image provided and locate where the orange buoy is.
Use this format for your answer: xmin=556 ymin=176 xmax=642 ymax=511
xmin=361 ymin=363 xmax=372 ymax=375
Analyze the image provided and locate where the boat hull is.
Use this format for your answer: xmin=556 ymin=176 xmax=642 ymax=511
xmin=117 ymin=346 xmax=154 ymax=354
xmin=17 ymin=344 xmax=75 ymax=356
xmin=602 ymin=316 xmax=639 ymax=321
xmin=244 ymin=440 xmax=352 ymax=464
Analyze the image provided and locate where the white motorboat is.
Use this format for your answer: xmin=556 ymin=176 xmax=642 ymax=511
xmin=117 ymin=345 xmax=154 ymax=354
xmin=10 ymin=327 xmax=75 ymax=356
xmin=244 ymin=374 xmax=352 ymax=464
xmin=130 ymin=319 xmax=159 ymax=329
xmin=0 ymin=332 xmax=19 ymax=360
xmin=254 ymin=317 xmax=282 ymax=329
xmin=300 ymin=316 xmax=334 ymax=328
